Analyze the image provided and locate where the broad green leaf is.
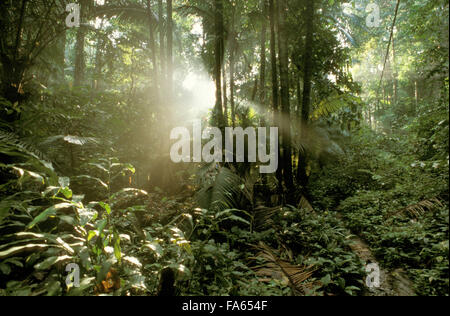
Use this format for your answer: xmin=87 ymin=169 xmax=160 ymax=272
xmin=87 ymin=230 xmax=97 ymax=241
xmin=78 ymin=208 xmax=98 ymax=226
xmin=113 ymin=234 xmax=121 ymax=262
xmin=99 ymin=202 xmax=112 ymax=215
xmin=0 ymin=263 xmax=11 ymax=275
xmin=0 ymin=244 xmax=50 ymax=260
xmin=143 ymin=242 xmax=163 ymax=258
xmin=28 ymin=203 xmax=73 ymax=229
xmin=34 ymin=255 xmax=72 ymax=270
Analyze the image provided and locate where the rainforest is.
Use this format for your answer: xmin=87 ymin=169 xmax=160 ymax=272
xmin=0 ymin=0 xmax=448 ymax=297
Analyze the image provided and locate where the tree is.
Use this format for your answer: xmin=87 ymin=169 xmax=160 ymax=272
xmin=259 ymin=0 xmax=268 ymax=109
xmin=158 ymin=0 xmax=166 ymax=86
xmin=277 ymin=0 xmax=293 ymax=194
xmin=147 ymin=0 xmax=159 ymax=95
xmin=74 ymin=0 xmax=89 ymax=87
xmin=167 ymin=0 xmax=174 ymax=96
xmin=213 ymin=0 xmax=225 ymax=128
xmin=298 ymin=0 xmax=315 ymax=190
xmin=0 ymin=0 xmax=66 ymax=105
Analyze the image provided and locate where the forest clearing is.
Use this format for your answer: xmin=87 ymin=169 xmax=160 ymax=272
xmin=0 ymin=0 xmax=448 ymax=297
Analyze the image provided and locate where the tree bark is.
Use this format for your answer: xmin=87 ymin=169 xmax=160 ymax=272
xmin=269 ymin=0 xmax=283 ymax=188
xmin=93 ymin=20 xmax=104 ymax=90
xmin=147 ymin=0 xmax=159 ymax=95
xmin=259 ymin=0 xmax=268 ymax=109
xmin=158 ymin=0 xmax=166 ymax=86
xmin=74 ymin=0 xmax=88 ymax=87
xmin=230 ymin=4 xmax=237 ymax=127
xmin=298 ymin=0 xmax=314 ymax=190
xmin=277 ymin=0 xmax=294 ymax=194
xmin=167 ymin=0 xmax=173 ymax=96
xmin=223 ymin=63 xmax=228 ymax=124
xmin=214 ymin=0 xmax=225 ymax=127
xmin=392 ymin=33 xmax=398 ymax=107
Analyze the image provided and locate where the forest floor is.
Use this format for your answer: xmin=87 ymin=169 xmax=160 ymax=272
xmin=339 ymin=216 xmax=416 ymax=296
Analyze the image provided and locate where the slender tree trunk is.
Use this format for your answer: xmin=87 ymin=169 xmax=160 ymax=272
xmin=414 ymin=80 xmax=418 ymax=114
xmin=59 ymin=31 xmax=67 ymax=81
xmin=93 ymin=20 xmax=104 ymax=90
xmin=296 ymin=73 xmax=302 ymax=116
xmin=392 ymin=34 xmax=398 ymax=107
xmin=230 ymin=4 xmax=237 ymax=127
xmin=269 ymin=0 xmax=283 ymax=188
xmin=269 ymin=0 xmax=279 ymax=126
xmin=277 ymin=0 xmax=293 ymax=194
xmin=214 ymin=0 xmax=225 ymax=127
xmin=223 ymin=63 xmax=228 ymax=124
xmin=259 ymin=0 xmax=268 ymax=109
xmin=298 ymin=0 xmax=314 ymax=190
xmin=251 ymin=76 xmax=259 ymax=101
xmin=147 ymin=0 xmax=159 ymax=95
xmin=167 ymin=0 xmax=173 ymax=96
xmin=74 ymin=0 xmax=88 ymax=87
xmin=158 ymin=0 xmax=166 ymax=86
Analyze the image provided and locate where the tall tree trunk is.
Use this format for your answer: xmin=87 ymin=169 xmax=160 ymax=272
xmin=269 ymin=0 xmax=283 ymax=188
xmin=298 ymin=0 xmax=314 ymax=191
xmin=74 ymin=0 xmax=88 ymax=87
xmin=147 ymin=0 xmax=159 ymax=95
xmin=214 ymin=0 xmax=225 ymax=127
xmin=392 ymin=33 xmax=398 ymax=107
xmin=59 ymin=30 xmax=67 ymax=81
xmin=167 ymin=0 xmax=173 ymax=96
xmin=0 ymin=0 xmax=27 ymax=108
xmin=230 ymin=4 xmax=236 ymax=127
xmin=158 ymin=0 xmax=166 ymax=86
xmin=277 ymin=0 xmax=293 ymax=194
xmin=93 ymin=20 xmax=104 ymax=90
xmin=414 ymin=80 xmax=418 ymax=114
xmin=296 ymin=73 xmax=302 ymax=116
xmin=259 ymin=0 xmax=268 ymax=109
xmin=222 ymin=63 xmax=228 ymax=124
xmin=269 ymin=0 xmax=279 ymax=126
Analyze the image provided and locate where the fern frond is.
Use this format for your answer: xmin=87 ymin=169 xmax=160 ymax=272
xmin=0 ymin=130 xmax=51 ymax=164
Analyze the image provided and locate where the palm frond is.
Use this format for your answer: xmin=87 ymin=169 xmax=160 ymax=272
xmin=253 ymin=205 xmax=282 ymax=230
xmin=196 ymin=166 xmax=244 ymax=212
xmin=388 ymin=198 xmax=444 ymax=219
xmin=292 ymin=122 xmax=345 ymax=161
xmin=0 ymin=130 xmax=51 ymax=164
xmin=250 ymin=242 xmax=315 ymax=295
xmin=94 ymin=4 xmax=157 ymax=26
xmin=298 ymin=196 xmax=314 ymax=212
xmin=312 ymin=91 xmax=361 ymax=119
xmin=41 ymin=135 xmax=100 ymax=147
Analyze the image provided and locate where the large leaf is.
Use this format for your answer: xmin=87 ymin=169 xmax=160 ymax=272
xmin=196 ymin=167 xmax=244 ymax=212
xmin=27 ymin=203 xmax=74 ymax=229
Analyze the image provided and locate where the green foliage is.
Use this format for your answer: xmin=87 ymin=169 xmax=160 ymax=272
xmin=310 ymin=105 xmax=449 ymax=296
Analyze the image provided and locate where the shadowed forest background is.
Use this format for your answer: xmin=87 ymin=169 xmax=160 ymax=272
xmin=0 ymin=0 xmax=448 ymax=296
